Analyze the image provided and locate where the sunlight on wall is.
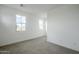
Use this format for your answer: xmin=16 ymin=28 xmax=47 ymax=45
xmin=39 ymin=19 xmax=44 ymax=30
xmin=45 ymin=21 xmax=47 ymax=32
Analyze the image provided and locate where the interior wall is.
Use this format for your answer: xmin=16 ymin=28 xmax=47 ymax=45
xmin=0 ymin=5 xmax=46 ymax=46
xmin=47 ymin=5 xmax=79 ymax=51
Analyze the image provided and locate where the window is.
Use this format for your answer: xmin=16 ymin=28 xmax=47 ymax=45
xmin=16 ymin=15 xmax=26 ymax=32
xmin=39 ymin=19 xmax=44 ymax=30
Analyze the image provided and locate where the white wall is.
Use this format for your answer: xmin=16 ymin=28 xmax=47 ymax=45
xmin=0 ymin=5 xmax=46 ymax=46
xmin=47 ymin=5 xmax=79 ymax=51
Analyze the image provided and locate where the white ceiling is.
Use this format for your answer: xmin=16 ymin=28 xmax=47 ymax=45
xmin=3 ymin=4 xmax=62 ymax=14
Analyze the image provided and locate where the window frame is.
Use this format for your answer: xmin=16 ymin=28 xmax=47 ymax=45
xmin=16 ymin=15 xmax=26 ymax=32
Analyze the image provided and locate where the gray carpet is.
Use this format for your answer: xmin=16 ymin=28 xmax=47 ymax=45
xmin=0 ymin=36 xmax=79 ymax=54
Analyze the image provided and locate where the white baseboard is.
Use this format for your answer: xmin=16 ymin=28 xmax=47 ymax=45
xmin=47 ymin=40 xmax=79 ymax=52
xmin=0 ymin=34 xmax=45 ymax=47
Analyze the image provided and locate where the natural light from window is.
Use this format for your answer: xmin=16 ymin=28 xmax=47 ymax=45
xmin=16 ymin=15 xmax=26 ymax=32
xmin=39 ymin=19 xmax=44 ymax=30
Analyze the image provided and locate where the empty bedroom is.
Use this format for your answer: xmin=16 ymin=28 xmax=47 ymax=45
xmin=0 ymin=4 xmax=79 ymax=54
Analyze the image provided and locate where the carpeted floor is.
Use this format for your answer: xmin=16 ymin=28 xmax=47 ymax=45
xmin=0 ymin=36 xmax=79 ymax=54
